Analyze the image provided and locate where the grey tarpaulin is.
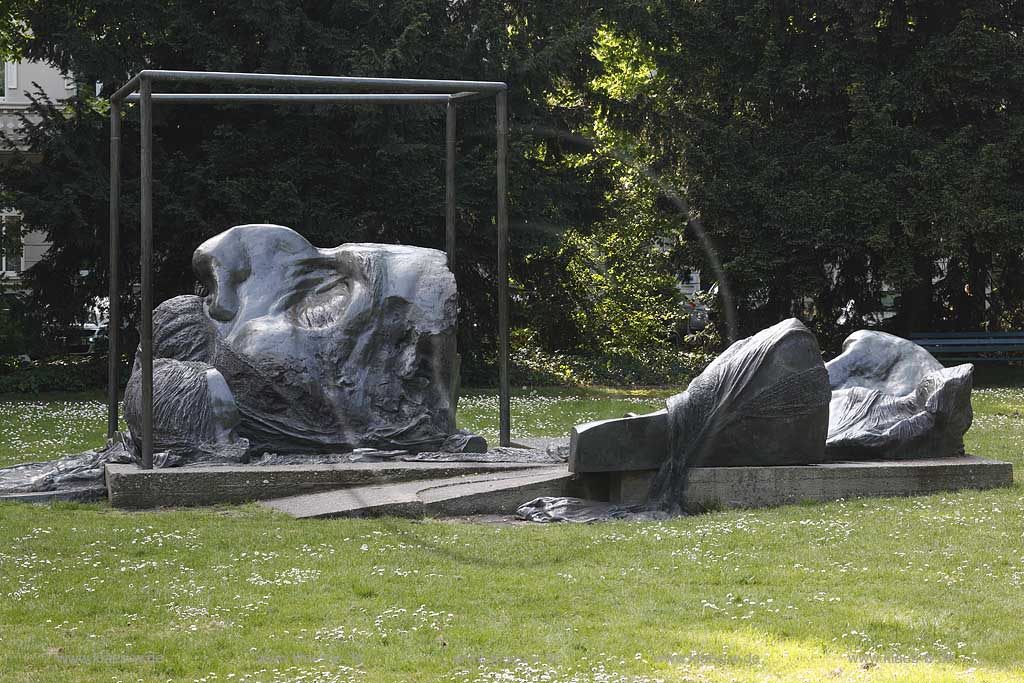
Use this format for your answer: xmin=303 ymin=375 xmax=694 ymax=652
xmin=120 ymin=225 xmax=486 ymax=458
xmin=403 ymin=445 xmax=567 ymax=464
xmin=248 ymin=443 xmax=556 ymax=466
xmin=0 ymin=434 xmax=135 ymax=498
xmin=1 ymin=224 xmax=494 ymax=498
xmin=190 ymin=225 xmax=464 ymax=454
xmin=515 ymin=497 xmax=669 ymax=523
xmin=522 ymin=318 xmax=832 ymax=521
xmin=124 ymin=358 xmax=250 ymax=466
xmin=521 ymin=322 xmax=982 ymax=523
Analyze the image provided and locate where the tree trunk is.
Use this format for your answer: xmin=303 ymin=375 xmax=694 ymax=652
xmin=967 ymin=245 xmax=989 ymax=330
xmin=897 ymin=254 xmax=934 ymax=335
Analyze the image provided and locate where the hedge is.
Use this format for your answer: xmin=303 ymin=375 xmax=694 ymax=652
xmin=0 ymin=354 xmax=130 ymax=394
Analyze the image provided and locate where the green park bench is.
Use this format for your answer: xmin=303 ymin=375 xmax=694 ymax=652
xmin=909 ymin=331 xmax=1024 ymax=363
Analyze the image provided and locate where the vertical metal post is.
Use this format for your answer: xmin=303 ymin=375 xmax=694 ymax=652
xmin=107 ymin=102 xmax=121 ymax=439
xmin=445 ymin=101 xmax=456 ymax=268
xmin=139 ymin=78 xmax=154 ymax=469
xmin=445 ymin=100 xmax=461 ymax=427
xmin=495 ymin=90 xmax=510 ymax=446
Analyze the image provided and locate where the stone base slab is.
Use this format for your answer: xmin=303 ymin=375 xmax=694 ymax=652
xmin=105 ymin=461 xmax=552 ymax=509
xmin=609 ymin=455 xmax=1013 ymax=512
xmin=261 ymin=467 xmax=575 ymax=519
xmin=104 ymin=455 xmax=1012 ymax=516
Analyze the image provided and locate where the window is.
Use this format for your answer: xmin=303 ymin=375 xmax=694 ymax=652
xmin=1 ymin=62 xmax=15 ymax=100
xmin=1 ymin=213 xmax=23 ymax=275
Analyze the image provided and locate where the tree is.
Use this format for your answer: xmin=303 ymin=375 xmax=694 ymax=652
xmin=1 ymin=0 xmax=622 ymax=374
xmin=535 ymin=26 xmax=688 ymax=359
xmin=615 ymin=0 xmax=1024 ymax=340
xmin=0 ymin=0 xmax=32 ymax=61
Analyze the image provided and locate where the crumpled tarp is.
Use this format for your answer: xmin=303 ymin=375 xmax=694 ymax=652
xmin=827 ymin=364 xmax=973 ymax=459
xmin=649 ymin=318 xmax=831 ymax=513
xmin=515 ymin=496 xmax=669 ymax=523
xmin=255 ymin=443 xmax=566 ymax=466
xmin=0 ymin=429 xmax=253 ymax=499
xmin=403 ymin=445 xmax=567 ymax=464
xmin=0 ymin=434 xmax=135 ymax=496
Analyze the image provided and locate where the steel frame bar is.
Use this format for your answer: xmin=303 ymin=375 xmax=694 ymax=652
xmin=111 ymin=70 xmax=506 ymax=99
xmin=138 ymin=77 xmax=154 ymax=469
xmin=445 ymin=102 xmax=457 ymax=267
xmin=495 ymin=91 xmax=510 ymax=446
xmin=124 ymin=93 xmax=452 ymax=104
xmin=106 ymin=101 xmax=121 ymax=438
xmin=108 ymin=70 xmax=513 ymax=467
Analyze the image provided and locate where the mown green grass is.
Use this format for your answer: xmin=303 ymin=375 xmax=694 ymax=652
xmin=0 ymin=392 xmax=119 ymax=468
xmin=1 ymin=383 xmax=1023 ymax=682
xmin=458 ymin=387 xmax=667 ymax=443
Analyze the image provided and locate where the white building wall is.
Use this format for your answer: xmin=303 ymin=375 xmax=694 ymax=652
xmin=2 ymin=59 xmax=73 ymax=106
xmin=1 ymin=59 xmax=69 ymax=278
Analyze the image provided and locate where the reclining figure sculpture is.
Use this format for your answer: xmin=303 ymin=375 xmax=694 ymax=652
xmin=124 ymin=224 xmax=484 ymax=461
xmin=535 ymin=319 xmax=975 ymax=520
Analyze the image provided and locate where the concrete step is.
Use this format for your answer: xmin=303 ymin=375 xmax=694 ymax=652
xmin=106 ymin=461 xmax=553 ymax=509
xmin=260 ymin=466 xmax=572 ymax=519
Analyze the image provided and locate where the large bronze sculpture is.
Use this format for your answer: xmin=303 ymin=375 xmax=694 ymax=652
xmin=649 ymin=318 xmax=832 ymax=511
xmin=0 ymin=251 xmax=977 ymax=511
xmin=547 ymin=319 xmax=976 ymax=520
xmin=123 ymin=224 xmax=484 ymax=460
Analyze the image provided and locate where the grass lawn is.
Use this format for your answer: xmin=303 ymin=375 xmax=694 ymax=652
xmin=0 ymin=384 xmax=1022 ymax=682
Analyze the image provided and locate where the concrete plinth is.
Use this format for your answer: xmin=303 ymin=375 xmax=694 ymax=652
xmin=104 ymin=454 xmax=1012 ymax=517
xmin=105 ymin=461 xmax=551 ymax=509
xmin=609 ymin=455 xmax=1013 ymax=512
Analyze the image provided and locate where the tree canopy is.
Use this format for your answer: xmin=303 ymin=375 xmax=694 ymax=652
xmin=2 ymin=0 xmax=1023 ymax=380
xmin=622 ymin=0 xmax=1024 ymax=339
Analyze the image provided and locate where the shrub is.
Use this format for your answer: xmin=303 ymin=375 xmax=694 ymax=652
xmin=0 ymin=354 xmax=130 ymax=394
xmin=510 ymin=342 xmax=712 ymax=387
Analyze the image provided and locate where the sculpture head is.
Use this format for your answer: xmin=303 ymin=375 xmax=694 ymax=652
xmin=192 ymin=224 xmax=321 ymax=338
xmin=826 ymin=330 xmax=943 ymax=396
xmin=825 ymin=330 xmax=973 ymax=459
xmin=185 ymin=224 xmax=460 ymax=453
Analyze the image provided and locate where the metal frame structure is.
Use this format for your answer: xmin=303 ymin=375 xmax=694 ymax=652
xmin=107 ymin=70 xmax=512 ymax=468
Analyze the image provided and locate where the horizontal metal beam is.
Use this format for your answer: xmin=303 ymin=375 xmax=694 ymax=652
xmin=110 ymin=74 xmax=141 ymax=103
xmin=448 ymin=90 xmax=494 ymax=103
xmin=111 ymin=70 xmax=507 ymax=101
xmin=124 ymin=93 xmax=452 ymax=105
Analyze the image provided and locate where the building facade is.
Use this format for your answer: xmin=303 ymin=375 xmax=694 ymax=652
xmin=1 ymin=58 xmax=71 ymax=278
